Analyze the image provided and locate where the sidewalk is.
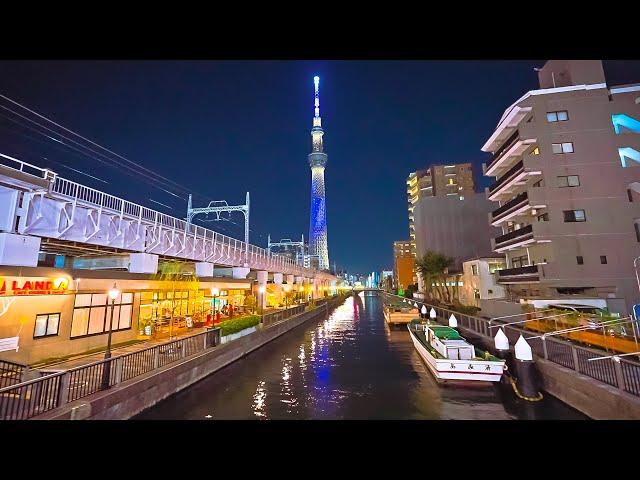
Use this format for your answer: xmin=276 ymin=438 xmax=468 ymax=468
xmin=36 ymin=326 xmax=211 ymax=372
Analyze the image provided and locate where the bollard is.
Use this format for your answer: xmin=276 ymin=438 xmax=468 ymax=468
xmin=493 ymin=328 xmax=513 ymax=383
xmin=420 ymin=305 xmax=427 ymax=319
xmin=512 ymin=335 xmax=543 ymax=401
xmin=448 ymin=314 xmax=458 ymax=328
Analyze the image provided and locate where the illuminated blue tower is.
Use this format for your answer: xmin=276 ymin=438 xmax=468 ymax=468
xmin=308 ymin=75 xmax=330 ymax=271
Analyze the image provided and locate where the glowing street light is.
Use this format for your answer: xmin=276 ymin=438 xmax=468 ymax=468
xmin=101 ymin=282 xmax=120 ymax=390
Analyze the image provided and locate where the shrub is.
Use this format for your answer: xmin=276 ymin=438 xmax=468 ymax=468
xmin=219 ymin=315 xmax=261 ymax=336
xmin=455 ymin=304 xmax=481 ymax=315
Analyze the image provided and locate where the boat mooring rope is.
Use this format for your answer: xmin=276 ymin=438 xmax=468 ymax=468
xmin=508 ymin=375 xmax=544 ymax=402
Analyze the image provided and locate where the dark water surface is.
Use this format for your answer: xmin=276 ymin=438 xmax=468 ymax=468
xmin=137 ymin=294 xmax=586 ymax=420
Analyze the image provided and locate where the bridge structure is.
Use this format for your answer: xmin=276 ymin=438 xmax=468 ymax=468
xmin=0 ymin=153 xmax=337 ymax=302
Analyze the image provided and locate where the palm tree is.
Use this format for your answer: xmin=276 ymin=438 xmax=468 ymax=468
xmin=415 ymin=251 xmax=455 ymax=303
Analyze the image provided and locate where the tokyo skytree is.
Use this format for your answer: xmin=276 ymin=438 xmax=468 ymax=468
xmin=308 ymin=75 xmax=330 ymax=271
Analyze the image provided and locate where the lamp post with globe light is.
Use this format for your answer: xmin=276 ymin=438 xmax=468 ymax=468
xmin=101 ymin=283 xmax=120 ymax=390
xmin=210 ymin=287 xmax=219 ymax=325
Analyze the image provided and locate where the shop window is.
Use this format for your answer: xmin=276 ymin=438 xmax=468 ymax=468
xmin=71 ymin=292 xmax=134 ymax=338
xmin=33 ymin=313 xmax=60 ymax=338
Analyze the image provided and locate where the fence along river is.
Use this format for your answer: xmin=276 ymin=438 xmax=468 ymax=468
xmin=137 ymin=293 xmax=585 ymax=420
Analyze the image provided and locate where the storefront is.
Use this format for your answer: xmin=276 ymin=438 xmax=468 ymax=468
xmin=0 ymin=266 xmax=251 ymax=366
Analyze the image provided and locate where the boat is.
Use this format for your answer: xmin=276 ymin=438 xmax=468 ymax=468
xmin=383 ymin=302 xmax=418 ymax=326
xmin=407 ymin=319 xmax=506 ymax=382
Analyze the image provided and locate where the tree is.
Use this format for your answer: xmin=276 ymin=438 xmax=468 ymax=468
xmin=415 ymin=251 xmax=455 ymax=303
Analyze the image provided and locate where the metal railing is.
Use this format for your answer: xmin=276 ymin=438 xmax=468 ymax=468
xmin=0 ymin=153 xmax=334 ymax=278
xmin=0 ymin=328 xmax=219 ymax=420
xmin=262 ymin=304 xmax=307 ymax=327
xmin=0 ymin=360 xmax=26 ymax=389
xmin=494 ymin=224 xmax=533 ymax=246
xmin=0 ymin=295 xmax=348 ymax=420
xmin=486 ymin=129 xmax=520 ymax=172
xmin=383 ymin=293 xmax=640 ymax=398
xmin=491 ymin=192 xmax=528 ymax=221
xmin=488 ymin=160 xmax=524 ymax=195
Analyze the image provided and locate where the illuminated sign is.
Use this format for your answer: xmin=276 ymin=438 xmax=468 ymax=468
xmin=0 ymin=277 xmax=69 ymax=296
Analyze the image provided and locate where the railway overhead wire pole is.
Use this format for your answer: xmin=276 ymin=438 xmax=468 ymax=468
xmin=186 ymin=192 xmax=250 ymax=266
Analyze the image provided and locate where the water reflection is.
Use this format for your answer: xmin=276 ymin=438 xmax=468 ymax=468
xmin=137 ymin=294 xmax=585 ymax=420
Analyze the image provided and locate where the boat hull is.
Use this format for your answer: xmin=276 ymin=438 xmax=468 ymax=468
xmin=408 ymin=325 xmax=504 ymax=383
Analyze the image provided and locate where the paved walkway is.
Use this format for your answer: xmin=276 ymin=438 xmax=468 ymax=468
xmin=36 ymin=326 xmax=212 ymax=372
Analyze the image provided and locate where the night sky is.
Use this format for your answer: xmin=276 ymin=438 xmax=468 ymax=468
xmin=0 ymin=60 xmax=639 ymax=273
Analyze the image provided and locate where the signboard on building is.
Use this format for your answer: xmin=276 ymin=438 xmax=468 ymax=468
xmin=0 ymin=276 xmax=70 ymax=296
xmin=0 ymin=336 xmax=19 ymax=352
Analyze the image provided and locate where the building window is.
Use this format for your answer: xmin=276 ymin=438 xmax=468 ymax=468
xmin=532 ymin=179 xmax=544 ymax=188
xmin=628 ymin=189 xmax=634 ymax=202
xmin=600 ymin=255 xmax=607 ymax=264
xmin=563 ymin=209 xmax=586 ymax=222
xmin=531 ymin=147 xmax=540 ymax=155
xmin=547 ymin=111 xmax=569 ymax=122
xmin=511 ymin=255 xmax=528 ymax=268
xmin=557 ymin=175 xmax=580 ymax=187
xmin=552 ymin=142 xmax=574 ymax=154
xmin=474 ymin=288 xmax=480 ymax=299
xmin=537 ymin=212 xmax=549 ymax=222
xmin=577 ymin=256 xmax=584 ymax=265
xmin=71 ymin=292 xmax=134 ymax=338
xmin=488 ymin=289 xmax=494 ymax=294
xmin=635 ymin=222 xmax=640 ymax=242
xmin=472 ymin=264 xmax=478 ymax=275
xmin=33 ymin=313 xmax=60 ymax=338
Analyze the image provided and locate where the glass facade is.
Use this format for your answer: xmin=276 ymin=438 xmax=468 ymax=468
xmin=71 ymin=292 xmax=133 ymax=338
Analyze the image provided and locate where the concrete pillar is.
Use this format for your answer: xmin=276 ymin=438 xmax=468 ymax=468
xmin=257 ymin=270 xmax=268 ymax=310
xmin=286 ymin=274 xmax=295 ymax=285
xmin=232 ymin=267 xmax=250 ymax=279
xmin=195 ymin=262 xmax=214 ymax=277
xmin=0 ymin=233 xmax=40 ymax=267
xmin=272 ymin=273 xmax=283 ymax=305
xmin=128 ymin=253 xmax=158 ymax=274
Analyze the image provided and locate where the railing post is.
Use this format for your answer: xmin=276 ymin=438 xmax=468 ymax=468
xmin=613 ymin=359 xmax=626 ymax=391
xmin=152 ymin=348 xmax=160 ymax=369
xmin=571 ymin=345 xmax=580 ymax=372
xmin=114 ymin=357 xmax=124 ymax=385
xmin=57 ymin=372 xmax=70 ymax=407
xmin=181 ymin=340 xmax=187 ymax=358
xmin=542 ymin=337 xmax=548 ymax=360
xmin=204 ymin=331 xmax=209 ymax=350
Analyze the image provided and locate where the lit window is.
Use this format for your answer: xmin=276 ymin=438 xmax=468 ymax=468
xmin=34 ymin=313 xmax=60 ymax=338
xmin=557 ymin=175 xmax=580 ymax=187
xmin=448 ymin=178 xmax=454 ymax=185
xmin=563 ymin=209 xmax=586 ymax=222
xmin=532 ymin=147 xmax=540 ymax=155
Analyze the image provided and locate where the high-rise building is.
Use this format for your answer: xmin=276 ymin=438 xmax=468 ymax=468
xmin=393 ymin=240 xmax=414 ymax=290
xmin=482 ymin=59 xmax=640 ymax=314
xmin=308 ymin=76 xmax=330 ymax=271
xmin=407 ymin=163 xmax=475 ymax=258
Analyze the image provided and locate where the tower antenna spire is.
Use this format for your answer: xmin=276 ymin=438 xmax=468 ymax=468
xmin=314 ymin=75 xmax=320 ymax=118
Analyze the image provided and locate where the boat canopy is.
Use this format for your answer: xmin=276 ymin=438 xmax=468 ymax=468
xmin=429 ymin=326 xmax=463 ymax=340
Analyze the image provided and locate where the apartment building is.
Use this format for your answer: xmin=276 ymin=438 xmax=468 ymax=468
xmin=482 ymin=60 xmax=640 ymax=314
xmin=407 ymin=163 xmax=475 ymax=256
xmin=459 ymin=257 xmax=507 ymax=307
xmin=393 ymin=240 xmax=414 ymax=290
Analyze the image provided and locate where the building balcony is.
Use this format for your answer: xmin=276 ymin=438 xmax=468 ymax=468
xmin=490 ymin=191 xmax=547 ymax=226
xmin=482 ymin=104 xmax=532 ymax=154
xmin=487 ymin=160 xmax=542 ymax=201
xmin=496 ymin=264 xmax=541 ymax=284
xmin=483 ymin=130 xmax=537 ymax=177
xmin=492 ymin=224 xmax=538 ymax=253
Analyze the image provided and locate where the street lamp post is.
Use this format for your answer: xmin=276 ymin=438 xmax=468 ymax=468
xmin=211 ymin=287 xmax=219 ymax=326
xmin=101 ymin=283 xmax=120 ymax=390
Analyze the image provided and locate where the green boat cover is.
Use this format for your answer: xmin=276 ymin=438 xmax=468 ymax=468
xmin=429 ymin=326 xmax=463 ymax=340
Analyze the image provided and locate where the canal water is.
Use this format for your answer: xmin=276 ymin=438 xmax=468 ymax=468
xmin=136 ymin=294 xmax=586 ymax=420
